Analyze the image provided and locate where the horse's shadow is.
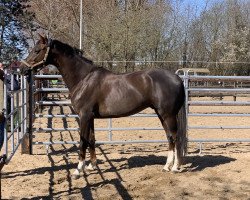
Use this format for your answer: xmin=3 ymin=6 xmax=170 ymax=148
xmin=183 ymin=154 xmax=236 ymax=171
xmin=3 ymin=153 xmax=236 ymax=178
xmin=3 ymin=152 xmax=236 ymax=200
xmin=123 ymin=154 xmax=236 ymax=172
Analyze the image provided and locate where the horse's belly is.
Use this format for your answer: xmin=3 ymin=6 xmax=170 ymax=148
xmin=98 ymin=96 xmax=147 ymax=117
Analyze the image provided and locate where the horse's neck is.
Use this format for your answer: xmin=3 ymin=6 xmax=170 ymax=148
xmin=55 ymin=55 xmax=94 ymax=91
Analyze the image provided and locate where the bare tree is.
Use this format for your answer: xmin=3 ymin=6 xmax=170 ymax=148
xmin=25 ymin=0 xmax=249 ymax=74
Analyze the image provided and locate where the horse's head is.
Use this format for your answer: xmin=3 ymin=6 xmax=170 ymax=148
xmin=20 ymin=34 xmax=51 ymax=75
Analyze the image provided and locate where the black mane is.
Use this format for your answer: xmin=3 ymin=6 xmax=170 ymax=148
xmin=53 ymin=40 xmax=93 ymax=64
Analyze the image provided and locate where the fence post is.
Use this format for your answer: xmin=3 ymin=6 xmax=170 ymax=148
xmin=21 ymin=71 xmax=33 ymax=154
xmin=108 ymin=118 xmax=112 ymax=141
xmin=184 ymin=73 xmax=189 ymax=133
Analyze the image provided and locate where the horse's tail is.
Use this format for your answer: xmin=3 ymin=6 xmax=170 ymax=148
xmin=177 ymin=100 xmax=188 ymax=164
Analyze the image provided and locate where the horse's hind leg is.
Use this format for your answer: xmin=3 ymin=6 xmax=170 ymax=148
xmin=159 ymin=115 xmax=180 ymax=172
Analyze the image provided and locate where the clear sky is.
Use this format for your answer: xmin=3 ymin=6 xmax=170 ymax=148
xmin=179 ymin=0 xmax=220 ymax=14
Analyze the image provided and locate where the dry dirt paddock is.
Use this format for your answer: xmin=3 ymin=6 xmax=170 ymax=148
xmin=2 ymin=96 xmax=250 ymax=199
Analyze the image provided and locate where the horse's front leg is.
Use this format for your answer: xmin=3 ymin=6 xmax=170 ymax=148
xmin=72 ymin=137 xmax=88 ymax=179
xmin=72 ymin=114 xmax=91 ymax=179
xmin=85 ymin=119 xmax=97 ymax=171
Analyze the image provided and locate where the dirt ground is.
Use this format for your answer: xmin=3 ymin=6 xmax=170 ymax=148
xmin=2 ymin=96 xmax=250 ymax=199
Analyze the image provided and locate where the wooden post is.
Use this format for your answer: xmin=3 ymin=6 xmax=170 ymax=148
xmin=21 ymin=71 xmax=33 ymax=154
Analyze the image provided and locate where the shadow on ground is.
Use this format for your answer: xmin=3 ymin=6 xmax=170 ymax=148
xmin=3 ymin=147 xmax=237 ymax=200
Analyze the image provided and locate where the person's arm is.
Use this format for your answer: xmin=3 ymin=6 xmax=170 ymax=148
xmin=0 ymin=69 xmax=4 ymax=81
xmin=0 ymin=112 xmax=4 ymax=123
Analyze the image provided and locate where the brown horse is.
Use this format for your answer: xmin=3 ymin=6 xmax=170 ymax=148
xmin=20 ymin=35 xmax=187 ymax=179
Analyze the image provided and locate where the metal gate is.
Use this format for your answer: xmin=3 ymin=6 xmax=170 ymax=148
xmin=0 ymin=69 xmax=28 ymax=167
xmin=0 ymin=69 xmax=28 ymax=197
xmin=29 ymin=74 xmax=250 ymax=152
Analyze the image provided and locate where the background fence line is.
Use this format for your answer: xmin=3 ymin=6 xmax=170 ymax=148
xmin=0 ymin=72 xmax=249 ymax=161
xmin=30 ymin=74 xmax=250 ymax=153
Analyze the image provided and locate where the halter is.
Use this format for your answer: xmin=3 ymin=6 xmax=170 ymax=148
xmin=21 ymin=39 xmax=52 ymax=69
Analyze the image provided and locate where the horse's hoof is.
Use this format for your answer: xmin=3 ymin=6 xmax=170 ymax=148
xmin=85 ymin=163 xmax=97 ymax=171
xmin=171 ymin=168 xmax=182 ymax=173
xmin=162 ymin=164 xmax=171 ymax=172
xmin=72 ymin=174 xmax=81 ymax=180
xmin=162 ymin=168 xmax=171 ymax=172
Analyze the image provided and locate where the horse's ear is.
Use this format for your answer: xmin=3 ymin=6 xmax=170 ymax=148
xmin=38 ymin=33 xmax=48 ymax=44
